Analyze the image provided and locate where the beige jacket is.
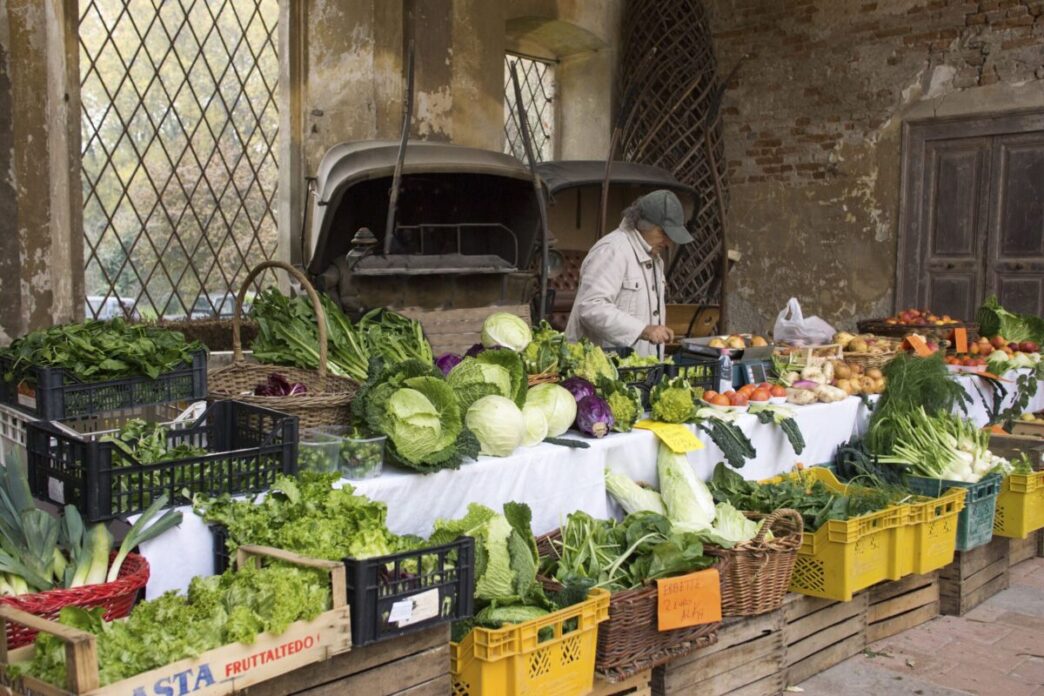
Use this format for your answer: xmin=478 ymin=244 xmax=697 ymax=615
xmin=565 ymin=227 xmax=666 ymax=359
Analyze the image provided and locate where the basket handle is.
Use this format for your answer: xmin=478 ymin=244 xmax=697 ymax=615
xmin=235 ymin=544 xmax=347 ymax=610
xmin=753 ymin=507 xmax=803 ymax=545
xmin=0 ymin=606 xmax=100 ymax=692
xmin=231 ymin=260 xmax=331 ymax=383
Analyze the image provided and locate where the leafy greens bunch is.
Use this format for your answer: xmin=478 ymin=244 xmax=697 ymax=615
xmin=195 ymin=473 xmax=408 ymax=562
xmin=708 ymin=463 xmax=904 ymax=533
xmin=250 ymin=288 xmax=432 ymax=382
xmin=541 ymin=511 xmax=718 ymax=592
xmin=18 ymin=562 xmax=329 ymax=688
xmin=1 ymin=319 xmax=201 ymax=385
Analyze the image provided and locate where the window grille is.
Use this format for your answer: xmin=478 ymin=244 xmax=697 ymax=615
xmin=504 ymin=54 xmax=556 ymax=162
xmin=79 ymin=0 xmax=280 ymax=320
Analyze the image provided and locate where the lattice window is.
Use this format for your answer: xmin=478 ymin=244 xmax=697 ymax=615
xmin=504 ymin=54 xmax=556 ymax=162
xmin=79 ymin=0 xmax=280 ymax=320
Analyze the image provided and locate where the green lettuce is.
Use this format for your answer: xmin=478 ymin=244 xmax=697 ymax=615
xmin=657 ymin=444 xmax=715 ymax=532
xmin=977 ymin=296 xmax=1044 ymax=345
xmin=712 ymin=502 xmax=765 ymax=546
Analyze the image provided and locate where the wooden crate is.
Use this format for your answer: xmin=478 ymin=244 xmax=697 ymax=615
xmin=1010 ymin=414 xmax=1044 ymax=440
xmin=1008 ymin=531 xmax=1041 ymax=566
xmin=398 ymin=304 xmax=530 ymax=356
xmin=592 ymin=669 xmax=652 ymax=696
xmin=652 ymin=610 xmax=785 ymax=696
xmin=939 ymin=536 xmax=1010 ymax=616
xmin=0 ymin=546 xmax=352 ymax=696
xmin=245 ymin=624 xmax=449 ymax=696
xmin=783 ymin=592 xmax=868 ymax=686
xmin=866 ymin=573 xmax=939 ymax=643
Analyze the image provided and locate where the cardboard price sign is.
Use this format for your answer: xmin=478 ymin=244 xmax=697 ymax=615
xmin=656 ymin=568 xmax=721 ymax=631
xmin=635 ymin=420 xmax=704 ymax=453
xmin=954 ymin=327 xmax=968 ymax=355
xmin=905 ymin=334 xmax=935 ymax=357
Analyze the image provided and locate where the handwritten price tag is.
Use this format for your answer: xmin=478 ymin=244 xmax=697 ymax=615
xmin=905 ymin=334 xmax=934 ymax=357
xmin=657 ymin=568 xmax=721 ymax=631
xmin=635 ymin=421 xmax=704 ymax=453
xmin=954 ymin=328 xmax=968 ymax=354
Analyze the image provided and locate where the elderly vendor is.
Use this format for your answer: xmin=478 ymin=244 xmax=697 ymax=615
xmin=565 ymin=190 xmax=694 ymax=358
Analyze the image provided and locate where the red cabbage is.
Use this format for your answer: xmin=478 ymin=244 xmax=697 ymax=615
xmin=576 ymin=395 xmax=614 ymax=438
xmin=561 ymin=377 xmax=596 ymax=403
xmin=254 ymin=373 xmax=308 ymax=396
xmin=465 ymin=343 xmax=486 ymax=358
xmin=435 ymin=353 xmax=463 ymax=376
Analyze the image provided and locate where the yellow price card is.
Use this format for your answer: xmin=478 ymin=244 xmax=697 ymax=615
xmin=635 ymin=420 xmax=704 ymax=453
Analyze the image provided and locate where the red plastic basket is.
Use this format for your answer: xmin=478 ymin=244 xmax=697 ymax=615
xmin=0 ymin=552 xmax=149 ymax=648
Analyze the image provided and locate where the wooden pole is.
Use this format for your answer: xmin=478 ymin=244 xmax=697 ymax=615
xmin=384 ymin=41 xmax=416 ymax=256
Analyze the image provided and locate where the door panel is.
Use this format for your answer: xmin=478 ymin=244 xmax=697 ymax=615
xmin=899 ymin=110 xmax=1044 ymax=321
xmin=919 ymin=139 xmax=991 ymax=322
xmin=989 ymin=132 xmax=1044 ymax=317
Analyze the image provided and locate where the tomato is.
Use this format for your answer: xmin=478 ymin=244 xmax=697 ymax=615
xmin=711 ymin=394 xmax=731 ymax=407
xmin=758 ymin=382 xmax=772 ymax=391
xmin=750 ymin=389 xmax=771 ymax=402
xmin=770 ymin=385 xmax=786 ymax=397
xmin=703 ymin=390 xmax=719 ymax=401
xmin=730 ymin=393 xmax=749 ymax=406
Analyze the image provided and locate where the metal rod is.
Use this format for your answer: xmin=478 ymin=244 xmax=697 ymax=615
xmin=384 ymin=41 xmax=416 ymax=256
xmin=509 ymin=59 xmax=552 ymax=321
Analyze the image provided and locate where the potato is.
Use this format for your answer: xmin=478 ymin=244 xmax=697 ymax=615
xmin=874 ymin=377 xmax=886 ymax=393
xmin=750 ymin=336 xmax=768 ymax=347
xmin=860 ymin=376 xmax=876 ymax=392
xmin=848 ymin=339 xmax=869 ymax=353
xmin=834 ymin=362 xmax=852 ymax=380
xmin=836 ymin=379 xmax=853 ymax=395
xmin=866 ymin=368 xmax=883 ymax=380
xmin=850 ymin=363 xmax=865 ymax=375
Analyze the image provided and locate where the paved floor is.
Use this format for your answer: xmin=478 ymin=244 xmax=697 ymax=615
xmin=799 ymin=557 xmax=1044 ymax=696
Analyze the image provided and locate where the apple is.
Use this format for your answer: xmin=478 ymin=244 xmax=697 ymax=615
xmin=991 ymin=336 xmax=1007 ymax=349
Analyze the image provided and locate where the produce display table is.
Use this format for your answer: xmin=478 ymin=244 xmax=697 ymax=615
xmin=137 ymin=397 xmax=869 ymax=599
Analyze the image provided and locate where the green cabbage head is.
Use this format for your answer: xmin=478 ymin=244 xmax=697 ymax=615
xmin=481 ymin=312 xmax=532 ymax=352
xmin=466 ymin=395 xmax=525 ymax=457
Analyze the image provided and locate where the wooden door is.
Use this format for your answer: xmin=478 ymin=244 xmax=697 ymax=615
xmin=987 ymin=132 xmax=1044 ymax=315
xmin=898 ymin=110 xmax=1044 ymax=319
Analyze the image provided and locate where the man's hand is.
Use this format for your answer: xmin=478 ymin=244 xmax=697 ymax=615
xmin=641 ymin=324 xmax=674 ymax=344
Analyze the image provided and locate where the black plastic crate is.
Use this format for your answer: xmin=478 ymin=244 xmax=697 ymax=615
xmin=212 ymin=525 xmax=475 ymax=646
xmin=665 ymin=353 xmax=721 ymax=393
xmin=0 ymin=349 xmax=207 ymax=420
xmin=25 ymin=400 xmax=298 ymax=522
xmin=616 ymin=364 xmax=664 ymax=410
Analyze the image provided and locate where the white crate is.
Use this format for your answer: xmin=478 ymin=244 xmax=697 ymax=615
xmin=0 ymin=402 xmax=32 ymax=467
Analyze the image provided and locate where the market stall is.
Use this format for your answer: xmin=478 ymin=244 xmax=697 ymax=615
xmin=0 ymin=289 xmax=1042 ymax=696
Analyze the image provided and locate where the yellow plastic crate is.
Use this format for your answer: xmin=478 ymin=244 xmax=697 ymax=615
xmin=451 ymin=588 xmax=611 ymax=696
xmin=901 ymin=486 xmax=966 ymax=574
xmin=760 ymin=467 xmax=908 ymax=602
xmin=994 ymin=471 xmax=1044 ymax=539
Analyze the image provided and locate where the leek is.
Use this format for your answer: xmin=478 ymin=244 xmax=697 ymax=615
xmin=83 ymin=524 xmax=113 ymax=586
xmin=107 ymin=495 xmax=182 ymax=582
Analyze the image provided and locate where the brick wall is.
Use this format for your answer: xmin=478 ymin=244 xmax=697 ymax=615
xmin=702 ymin=0 xmax=1044 ymax=331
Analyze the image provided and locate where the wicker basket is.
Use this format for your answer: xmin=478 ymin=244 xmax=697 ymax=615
xmin=843 ymin=350 xmax=896 ymax=371
xmin=856 ymin=319 xmax=978 ymax=344
xmin=1 ymin=553 xmax=149 ymax=648
xmin=709 ymin=508 xmax=803 ymax=617
xmin=537 ymin=531 xmax=727 ymax=680
xmin=527 ymin=372 xmax=559 ymax=387
xmin=208 ymin=261 xmax=358 ymax=429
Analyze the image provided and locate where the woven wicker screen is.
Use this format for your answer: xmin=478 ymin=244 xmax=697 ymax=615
xmin=618 ymin=0 xmax=728 ymax=306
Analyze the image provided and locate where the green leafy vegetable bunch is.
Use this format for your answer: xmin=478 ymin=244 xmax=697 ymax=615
xmin=1 ymin=319 xmax=201 ymax=385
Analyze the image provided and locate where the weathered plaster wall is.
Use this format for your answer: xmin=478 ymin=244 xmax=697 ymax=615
xmin=704 ymin=0 xmax=1044 ymax=333
xmin=0 ymin=0 xmax=83 ymax=345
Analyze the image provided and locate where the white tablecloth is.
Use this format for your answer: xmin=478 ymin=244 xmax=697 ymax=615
xmin=137 ymin=397 xmax=868 ymax=598
xmin=955 ymin=369 xmax=1044 ymax=427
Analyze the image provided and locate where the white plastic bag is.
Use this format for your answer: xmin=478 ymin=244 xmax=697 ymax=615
xmin=773 ymin=298 xmax=836 ymax=346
